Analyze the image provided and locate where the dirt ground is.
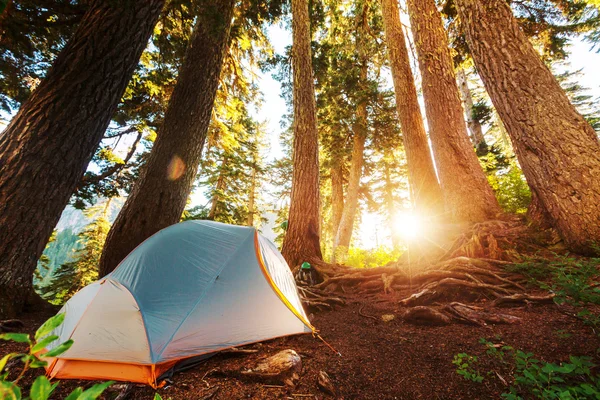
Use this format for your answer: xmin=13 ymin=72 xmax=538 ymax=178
xmin=3 ymin=292 xmax=599 ymax=400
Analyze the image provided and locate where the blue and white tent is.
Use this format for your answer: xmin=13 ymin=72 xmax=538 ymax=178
xmin=46 ymin=220 xmax=313 ymax=386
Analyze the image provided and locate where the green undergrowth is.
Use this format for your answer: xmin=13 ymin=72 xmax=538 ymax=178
xmin=341 ymin=245 xmax=403 ymax=269
xmin=505 ymin=253 xmax=600 ymax=331
xmin=453 ymin=338 xmax=600 ymax=399
xmin=453 ymin=254 xmax=600 ymax=399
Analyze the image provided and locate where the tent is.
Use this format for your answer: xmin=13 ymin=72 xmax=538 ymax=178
xmin=45 ymin=220 xmax=313 ymax=387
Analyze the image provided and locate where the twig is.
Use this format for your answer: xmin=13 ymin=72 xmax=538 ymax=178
xmin=358 ymin=304 xmax=378 ymax=321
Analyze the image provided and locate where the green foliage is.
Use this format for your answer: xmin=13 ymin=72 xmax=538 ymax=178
xmin=454 ymin=338 xmax=600 ymax=399
xmin=452 ymin=353 xmax=484 ymax=382
xmin=479 ymin=147 xmax=531 ymax=214
xmin=37 ymin=204 xmax=111 ymax=304
xmin=507 ymin=255 xmax=600 ymax=331
xmin=344 ymin=246 xmax=402 ymax=269
xmin=0 ymin=313 xmax=113 ymax=399
xmin=506 ymin=256 xmax=600 ymax=306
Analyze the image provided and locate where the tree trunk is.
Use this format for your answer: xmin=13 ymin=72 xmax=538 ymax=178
xmin=383 ymin=155 xmax=400 ymax=248
xmin=380 ymin=0 xmax=443 ymax=216
xmin=0 ymin=0 xmax=164 ymax=318
xmin=330 ymin=160 xmax=345 ymax=252
xmin=407 ymin=0 xmax=501 ymax=222
xmin=98 ymin=0 xmax=235 ymax=277
xmin=333 ymin=120 xmax=366 ymax=251
xmin=528 ymin=191 xmax=553 ymax=229
xmin=247 ymin=159 xmax=257 ymax=227
xmin=456 ymin=68 xmax=486 ymax=149
xmin=334 ymin=6 xmax=369 ymax=253
xmin=281 ymin=0 xmax=323 ymax=268
xmin=456 ymin=0 xmax=600 ymax=255
xmin=208 ymin=156 xmax=229 ymax=221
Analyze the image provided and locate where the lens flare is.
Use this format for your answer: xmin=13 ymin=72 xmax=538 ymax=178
xmin=395 ymin=212 xmax=422 ymax=239
xmin=167 ymin=155 xmax=185 ymax=181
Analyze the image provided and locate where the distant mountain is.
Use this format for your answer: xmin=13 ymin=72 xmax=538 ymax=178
xmin=36 ymin=198 xmax=125 ymax=287
xmin=56 ymin=197 xmax=124 ymax=232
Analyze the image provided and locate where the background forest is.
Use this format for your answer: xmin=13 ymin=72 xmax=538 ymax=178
xmin=1 ymin=0 xmax=599 ymax=306
xmin=4 ymin=0 xmax=600 ymax=398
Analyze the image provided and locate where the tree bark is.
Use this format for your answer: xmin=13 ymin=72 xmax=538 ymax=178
xmin=98 ymin=0 xmax=235 ymax=277
xmin=334 ymin=4 xmax=369 ymax=254
xmin=247 ymin=156 xmax=257 ymax=227
xmin=407 ymin=0 xmax=501 ymax=222
xmin=0 ymin=0 xmax=164 ymax=318
xmin=456 ymin=68 xmax=486 ymax=149
xmin=383 ymin=154 xmax=400 ymax=248
xmin=380 ymin=0 xmax=444 ymax=216
xmin=281 ymin=0 xmax=323 ymax=268
xmin=330 ymin=160 xmax=345 ymax=251
xmin=208 ymin=156 xmax=229 ymax=221
xmin=456 ymin=0 xmax=600 ymax=255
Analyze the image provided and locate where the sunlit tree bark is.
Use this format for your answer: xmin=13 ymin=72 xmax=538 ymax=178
xmin=380 ymin=0 xmax=444 ymax=216
xmin=456 ymin=68 xmax=486 ymax=148
xmin=407 ymin=0 xmax=501 ymax=222
xmin=281 ymin=0 xmax=323 ymax=268
xmin=456 ymin=0 xmax=600 ymax=254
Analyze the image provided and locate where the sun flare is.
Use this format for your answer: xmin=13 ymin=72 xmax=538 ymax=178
xmin=395 ymin=212 xmax=423 ymax=240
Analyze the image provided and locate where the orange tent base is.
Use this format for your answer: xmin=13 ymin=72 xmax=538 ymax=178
xmin=46 ymin=358 xmax=177 ymax=388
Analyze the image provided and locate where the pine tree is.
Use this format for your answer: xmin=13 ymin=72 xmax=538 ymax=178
xmin=333 ymin=0 xmax=370 ymax=255
xmin=281 ymin=0 xmax=324 ymax=268
xmin=39 ymin=203 xmax=110 ymax=304
xmin=0 ymin=0 xmax=164 ymax=318
xmin=407 ymin=0 xmax=501 ymax=222
xmin=380 ymin=0 xmax=443 ymax=217
xmin=456 ymin=0 xmax=600 ymax=254
xmin=99 ymin=0 xmax=236 ymax=277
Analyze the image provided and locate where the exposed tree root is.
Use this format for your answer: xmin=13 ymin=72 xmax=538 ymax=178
xmin=403 ymin=306 xmax=452 ymax=326
xmin=0 ymin=319 xmax=24 ymax=333
xmin=491 ymin=293 xmax=556 ymax=308
xmin=294 ymin=219 xmax=560 ymax=322
xmin=403 ymin=303 xmax=521 ymax=327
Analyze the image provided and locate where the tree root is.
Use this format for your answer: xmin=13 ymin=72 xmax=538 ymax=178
xmin=0 ymin=319 xmax=24 ymax=333
xmin=403 ymin=303 xmax=521 ymax=327
xmin=294 ymin=219 xmax=559 ymax=315
xmin=491 ymin=293 xmax=556 ymax=308
xmin=403 ymin=306 xmax=452 ymax=326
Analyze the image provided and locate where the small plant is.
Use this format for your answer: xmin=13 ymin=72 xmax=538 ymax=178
xmin=504 ymin=352 xmax=600 ymax=399
xmin=452 ymin=353 xmax=484 ymax=383
xmin=454 ymin=338 xmax=600 ymax=399
xmin=0 ymin=313 xmax=113 ymax=399
xmin=506 ymin=255 xmax=600 ymax=333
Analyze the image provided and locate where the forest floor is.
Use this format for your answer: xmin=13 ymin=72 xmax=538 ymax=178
xmin=4 ymin=290 xmax=600 ymax=399
xmin=4 ymin=219 xmax=600 ymax=399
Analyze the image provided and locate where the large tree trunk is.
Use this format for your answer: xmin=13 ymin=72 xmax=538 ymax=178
xmin=380 ymin=0 xmax=443 ymax=216
xmin=407 ymin=0 xmax=501 ymax=222
xmin=456 ymin=0 xmax=600 ymax=255
xmin=333 ymin=119 xmax=366 ymax=251
xmin=281 ymin=0 xmax=323 ymax=268
xmin=383 ymin=154 xmax=400 ymax=248
xmin=330 ymin=160 xmax=345 ymax=252
xmin=0 ymin=0 xmax=164 ymax=318
xmin=456 ymin=68 xmax=486 ymax=149
xmin=334 ymin=6 xmax=369 ymax=254
xmin=98 ymin=0 xmax=235 ymax=277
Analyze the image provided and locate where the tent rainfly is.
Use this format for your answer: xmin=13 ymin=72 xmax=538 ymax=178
xmin=44 ymin=220 xmax=314 ymax=387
